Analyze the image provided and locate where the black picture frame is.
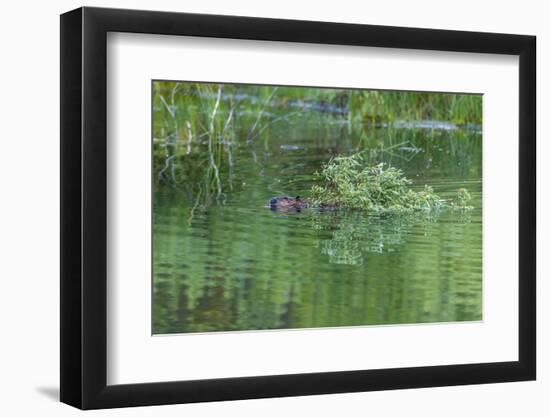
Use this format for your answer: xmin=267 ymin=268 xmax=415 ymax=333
xmin=60 ymin=6 xmax=536 ymax=410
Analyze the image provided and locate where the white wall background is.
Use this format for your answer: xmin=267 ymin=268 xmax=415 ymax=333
xmin=0 ymin=0 xmax=545 ymax=415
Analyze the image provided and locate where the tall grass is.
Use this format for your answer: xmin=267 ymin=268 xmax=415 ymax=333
xmin=349 ymin=90 xmax=482 ymax=125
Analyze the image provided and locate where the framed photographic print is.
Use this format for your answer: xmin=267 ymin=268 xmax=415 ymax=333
xmin=60 ymin=6 xmax=536 ymax=409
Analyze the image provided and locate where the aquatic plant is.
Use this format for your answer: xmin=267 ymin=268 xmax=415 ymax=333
xmin=310 ymin=152 xmax=474 ymax=214
xmin=310 ymin=153 xmax=443 ymax=213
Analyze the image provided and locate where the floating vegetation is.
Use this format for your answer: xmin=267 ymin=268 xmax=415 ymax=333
xmin=309 ymin=152 xmax=472 ymax=213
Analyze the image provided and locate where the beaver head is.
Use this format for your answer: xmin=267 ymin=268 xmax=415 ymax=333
xmin=269 ymin=196 xmax=309 ymax=212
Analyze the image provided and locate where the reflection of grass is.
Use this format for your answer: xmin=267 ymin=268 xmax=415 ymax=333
xmin=310 ymin=210 xmax=444 ymax=265
xmin=152 ymin=195 xmax=481 ymax=333
xmin=153 ymin=82 xmax=280 ymax=207
xmin=310 ymin=208 xmax=475 ymax=265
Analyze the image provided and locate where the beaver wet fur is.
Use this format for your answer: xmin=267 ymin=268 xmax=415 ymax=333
xmin=269 ymin=196 xmax=309 ymax=211
xmin=268 ymin=196 xmax=337 ymax=212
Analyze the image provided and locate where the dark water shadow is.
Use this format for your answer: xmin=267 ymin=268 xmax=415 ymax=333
xmin=36 ymin=386 xmax=59 ymax=401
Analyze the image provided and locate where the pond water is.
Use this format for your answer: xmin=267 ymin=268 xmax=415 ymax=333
xmin=153 ymin=111 xmax=482 ymax=334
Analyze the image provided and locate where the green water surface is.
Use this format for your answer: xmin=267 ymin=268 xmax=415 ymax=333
xmin=153 ymin=111 xmax=482 ymax=334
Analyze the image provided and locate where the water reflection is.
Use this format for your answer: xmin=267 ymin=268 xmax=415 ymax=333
xmin=310 ymin=210 xmax=442 ymax=265
xmin=153 ymin=192 xmax=481 ymax=334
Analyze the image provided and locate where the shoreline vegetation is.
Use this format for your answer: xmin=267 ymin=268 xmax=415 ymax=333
xmin=153 ymin=82 xmax=481 ymax=212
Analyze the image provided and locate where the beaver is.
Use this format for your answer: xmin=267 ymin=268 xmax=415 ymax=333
xmin=268 ymin=196 xmax=337 ymax=212
xmin=269 ymin=196 xmax=310 ymax=212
